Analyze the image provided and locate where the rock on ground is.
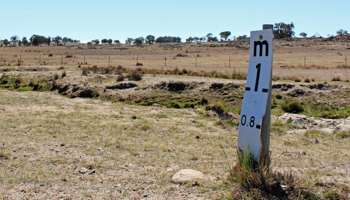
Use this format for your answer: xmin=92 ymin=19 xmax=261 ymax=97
xmin=171 ymin=169 xmax=207 ymax=184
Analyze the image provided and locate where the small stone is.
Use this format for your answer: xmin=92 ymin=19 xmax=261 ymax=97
xmin=171 ymin=169 xmax=206 ymax=184
xmin=79 ymin=167 xmax=88 ymax=174
xmin=166 ymin=167 xmax=173 ymax=172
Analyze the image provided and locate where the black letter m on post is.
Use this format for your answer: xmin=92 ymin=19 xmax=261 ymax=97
xmin=254 ymin=41 xmax=269 ymax=57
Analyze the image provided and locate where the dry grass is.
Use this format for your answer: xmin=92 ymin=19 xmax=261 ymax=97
xmin=0 ymin=87 xmax=349 ymax=199
xmin=0 ymin=40 xmax=350 ymax=198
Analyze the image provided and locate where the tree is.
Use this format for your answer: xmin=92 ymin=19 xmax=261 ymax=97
xmin=237 ymin=35 xmax=248 ymax=41
xmin=186 ymin=37 xmax=194 ymax=43
xmin=114 ymin=40 xmax=120 ymax=45
xmin=22 ymin=37 xmax=29 ymax=46
xmin=47 ymin=37 xmax=51 ymax=46
xmin=219 ymin=31 xmax=231 ymax=41
xmin=145 ymin=35 xmax=155 ymax=44
xmin=336 ymin=29 xmax=348 ymax=36
xmin=133 ymin=37 xmax=144 ymax=46
xmin=207 ymin=36 xmax=218 ymax=42
xmin=54 ymin=36 xmax=62 ymax=45
xmin=299 ymin=32 xmax=307 ymax=38
xmin=10 ymin=35 xmax=19 ymax=46
xmin=155 ymin=36 xmax=181 ymax=43
xmin=108 ymin=39 xmax=113 ymax=45
xmin=101 ymin=38 xmax=108 ymax=45
xmin=30 ymin=35 xmax=47 ymax=46
xmin=3 ymin=39 xmax=9 ymax=46
xmin=273 ymin=22 xmax=295 ymax=39
xmin=125 ymin=38 xmax=133 ymax=45
xmin=92 ymin=39 xmax=100 ymax=45
xmin=206 ymin=33 xmax=213 ymax=41
xmin=62 ymin=37 xmax=69 ymax=46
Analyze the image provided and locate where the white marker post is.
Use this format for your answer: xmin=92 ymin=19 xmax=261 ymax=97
xmin=237 ymin=25 xmax=273 ymax=163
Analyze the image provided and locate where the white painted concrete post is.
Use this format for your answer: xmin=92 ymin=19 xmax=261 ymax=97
xmin=237 ymin=24 xmax=273 ymax=164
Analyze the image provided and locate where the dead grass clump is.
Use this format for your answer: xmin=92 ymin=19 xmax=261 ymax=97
xmin=116 ymin=75 xmax=124 ymax=82
xmin=294 ymin=78 xmax=301 ymax=82
xmin=175 ymin=53 xmax=188 ymax=57
xmin=127 ymin=70 xmax=142 ymax=81
xmin=82 ymin=68 xmax=89 ymax=76
xmin=337 ymin=131 xmax=350 ymax=139
xmin=331 ymin=77 xmax=341 ymax=81
xmin=336 ymin=65 xmax=350 ymax=69
xmin=205 ymin=104 xmax=224 ymax=116
xmin=227 ymin=150 xmax=317 ymax=199
xmin=231 ymin=72 xmax=247 ymax=80
xmin=0 ymin=151 xmax=9 ymax=160
xmin=61 ymin=71 xmax=66 ymax=78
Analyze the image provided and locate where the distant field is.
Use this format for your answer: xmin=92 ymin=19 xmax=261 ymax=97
xmin=1 ymin=39 xmax=349 ymax=82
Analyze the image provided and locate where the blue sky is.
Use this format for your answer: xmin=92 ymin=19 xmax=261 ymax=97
xmin=1 ymin=0 xmax=349 ymax=43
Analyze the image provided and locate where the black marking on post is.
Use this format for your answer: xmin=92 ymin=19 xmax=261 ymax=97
xmin=255 ymin=63 xmax=261 ymax=91
xmin=256 ymin=125 xmax=261 ymax=129
xmin=245 ymin=87 xmax=251 ymax=91
xmin=254 ymin=40 xmax=269 ymax=57
xmin=262 ymin=88 xmax=268 ymax=93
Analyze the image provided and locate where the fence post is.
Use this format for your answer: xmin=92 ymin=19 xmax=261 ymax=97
xmin=346 ymin=56 xmax=347 ymax=67
xmin=229 ymin=56 xmax=231 ymax=68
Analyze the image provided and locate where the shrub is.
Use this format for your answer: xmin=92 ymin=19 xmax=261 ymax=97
xmin=331 ymin=77 xmax=341 ymax=81
xmin=127 ymin=71 xmax=142 ymax=81
xmin=61 ymin=71 xmax=66 ymax=78
xmin=175 ymin=53 xmax=188 ymax=57
xmin=294 ymin=78 xmax=301 ymax=82
xmin=53 ymin=74 xmax=59 ymax=80
xmin=116 ymin=75 xmax=124 ymax=82
xmin=82 ymin=68 xmax=89 ymax=76
xmin=275 ymin=94 xmax=283 ymax=99
xmin=281 ymin=100 xmax=304 ymax=113
xmin=304 ymin=78 xmax=310 ymax=83
xmin=200 ymin=97 xmax=208 ymax=105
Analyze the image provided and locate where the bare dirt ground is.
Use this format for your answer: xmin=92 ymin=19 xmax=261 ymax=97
xmin=0 ymin=40 xmax=350 ymax=199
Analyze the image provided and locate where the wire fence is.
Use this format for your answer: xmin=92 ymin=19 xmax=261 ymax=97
xmin=0 ymin=53 xmax=348 ymax=69
xmin=0 ymin=52 xmax=349 ymax=81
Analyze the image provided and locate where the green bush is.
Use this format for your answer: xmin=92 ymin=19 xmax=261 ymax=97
xmin=281 ymin=100 xmax=304 ymax=113
xmin=275 ymin=94 xmax=283 ymax=99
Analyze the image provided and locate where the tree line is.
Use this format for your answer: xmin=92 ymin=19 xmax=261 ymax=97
xmin=1 ymin=23 xmax=349 ymax=47
xmin=0 ymin=34 xmax=80 ymax=47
